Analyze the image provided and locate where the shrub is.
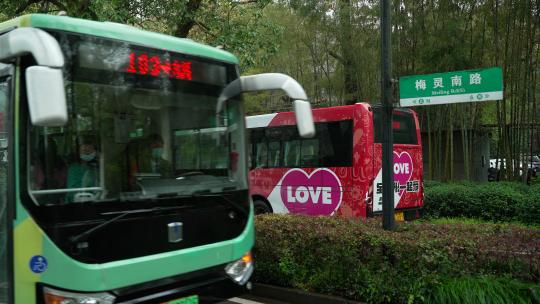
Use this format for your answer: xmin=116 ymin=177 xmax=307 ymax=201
xmin=253 ymin=215 xmax=540 ymax=303
xmin=519 ymin=192 xmax=540 ymax=225
xmin=423 ymin=182 xmax=540 ymax=225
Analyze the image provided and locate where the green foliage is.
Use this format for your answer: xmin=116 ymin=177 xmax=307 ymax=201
xmin=426 ymin=217 xmax=539 ymax=229
xmin=2 ymin=0 xmax=281 ymax=71
xmin=254 ymin=215 xmax=540 ymax=303
xmin=424 ymin=182 xmax=540 ymax=225
xmin=428 ymin=276 xmax=539 ymax=304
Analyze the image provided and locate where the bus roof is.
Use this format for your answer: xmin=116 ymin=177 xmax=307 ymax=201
xmin=246 ymin=104 xmax=362 ymax=128
xmin=246 ymin=103 xmax=417 ymax=129
xmin=0 ymin=14 xmax=239 ymax=64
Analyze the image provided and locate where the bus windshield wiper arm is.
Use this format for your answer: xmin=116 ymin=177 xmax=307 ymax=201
xmin=69 ymin=208 xmax=161 ymax=244
xmin=196 ymin=192 xmax=248 ymax=217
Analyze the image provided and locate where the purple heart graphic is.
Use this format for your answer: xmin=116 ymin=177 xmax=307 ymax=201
xmin=393 ymin=152 xmax=413 ymax=195
xmin=280 ymin=169 xmax=342 ymax=215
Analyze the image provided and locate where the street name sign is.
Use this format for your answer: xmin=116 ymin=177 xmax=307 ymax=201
xmin=399 ymin=67 xmax=503 ymax=107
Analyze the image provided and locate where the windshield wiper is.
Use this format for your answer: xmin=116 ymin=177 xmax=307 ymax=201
xmin=177 ymin=171 xmax=205 ymax=178
xmin=151 ymin=190 xmax=247 ymax=216
xmin=69 ymin=207 xmax=183 ymax=244
xmin=194 ymin=192 xmax=248 ymax=217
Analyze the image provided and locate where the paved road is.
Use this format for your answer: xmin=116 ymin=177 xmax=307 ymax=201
xmin=220 ymin=294 xmax=290 ymax=304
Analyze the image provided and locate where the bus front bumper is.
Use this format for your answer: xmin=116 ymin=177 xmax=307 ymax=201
xmin=39 ymin=263 xmax=251 ymax=304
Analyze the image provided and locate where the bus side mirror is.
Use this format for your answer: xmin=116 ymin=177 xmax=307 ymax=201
xmin=217 ymin=73 xmax=315 ymax=137
xmin=0 ymin=28 xmax=67 ymax=126
xmin=26 ymin=66 xmax=68 ymax=126
xmin=294 ymin=100 xmax=315 ymax=138
xmin=238 ymin=73 xmax=315 ymax=138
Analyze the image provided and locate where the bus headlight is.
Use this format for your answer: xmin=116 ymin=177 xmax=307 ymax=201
xmin=225 ymin=251 xmax=254 ymax=285
xmin=43 ymin=286 xmax=116 ymax=304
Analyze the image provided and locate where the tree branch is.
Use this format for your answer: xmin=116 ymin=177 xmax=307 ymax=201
xmin=194 ymin=21 xmax=217 ymax=38
xmin=46 ymin=0 xmax=68 ymax=13
xmin=15 ymin=0 xmax=41 ymax=14
xmin=79 ymin=0 xmax=98 ymax=20
xmin=231 ymin=0 xmax=259 ymax=4
xmin=173 ymin=0 xmax=202 ymax=38
xmin=328 ymin=50 xmax=344 ymax=64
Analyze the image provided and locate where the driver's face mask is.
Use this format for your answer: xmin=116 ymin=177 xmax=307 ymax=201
xmin=152 ymin=147 xmax=163 ymax=159
xmin=80 ymin=152 xmax=96 ymax=162
xmin=79 ymin=144 xmax=96 ymax=162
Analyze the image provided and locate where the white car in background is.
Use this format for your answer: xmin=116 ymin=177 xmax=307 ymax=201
xmin=527 ymin=155 xmax=540 ymax=172
xmin=489 ymin=155 xmax=540 ymax=174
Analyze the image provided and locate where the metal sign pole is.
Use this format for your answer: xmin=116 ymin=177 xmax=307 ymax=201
xmin=381 ymin=0 xmax=395 ymax=230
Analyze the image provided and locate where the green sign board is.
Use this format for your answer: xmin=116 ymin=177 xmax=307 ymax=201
xmin=399 ymin=67 xmax=503 ymax=107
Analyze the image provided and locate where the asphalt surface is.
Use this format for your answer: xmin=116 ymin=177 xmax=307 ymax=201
xmin=221 ymin=294 xmax=290 ymax=304
xmin=220 ymin=284 xmax=363 ymax=304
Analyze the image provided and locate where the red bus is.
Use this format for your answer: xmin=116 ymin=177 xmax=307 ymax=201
xmin=247 ymin=103 xmax=423 ymax=220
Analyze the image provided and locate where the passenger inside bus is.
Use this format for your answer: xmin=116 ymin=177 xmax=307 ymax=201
xmin=66 ymin=137 xmax=100 ymax=202
xmin=31 ymin=138 xmax=67 ymax=190
xmin=127 ymin=133 xmax=172 ymax=185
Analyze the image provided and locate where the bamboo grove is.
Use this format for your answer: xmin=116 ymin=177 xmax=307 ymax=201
xmin=252 ymin=0 xmax=540 ymax=182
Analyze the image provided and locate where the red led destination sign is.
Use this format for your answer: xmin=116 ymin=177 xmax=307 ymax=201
xmin=76 ymin=41 xmax=227 ymax=85
xmin=126 ymin=52 xmax=193 ymax=80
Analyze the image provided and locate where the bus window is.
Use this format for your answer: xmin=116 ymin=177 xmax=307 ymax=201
xmin=250 ymin=121 xmax=352 ymax=168
xmin=393 ymin=112 xmax=418 ymax=144
xmin=301 ymin=139 xmax=319 ymax=167
xmin=255 ymin=142 xmax=268 ymax=168
xmin=199 ymin=129 xmax=228 ymax=169
xmin=174 ymin=130 xmax=198 ymax=170
xmin=173 ymin=127 xmax=229 ymax=173
xmin=268 ymin=141 xmax=281 ymax=168
xmin=318 ymin=120 xmax=353 ymax=167
xmin=263 ymin=127 xmax=282 ymax=168
xmin=249 ymin=129 xmax=267 ymax=168
xmin=373 ymin=108 xmax=418 ymax=144
xmin=284 ymin=139 xmax=301 ymax=167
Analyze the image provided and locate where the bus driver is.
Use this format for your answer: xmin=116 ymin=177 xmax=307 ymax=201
xmin=66 ymin=138 xmax=99 ymax=202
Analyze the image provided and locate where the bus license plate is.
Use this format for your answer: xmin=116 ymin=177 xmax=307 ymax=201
xmin=394 ymin=212 xmax=404 ymax=222
xmin=164 ymin=295 xmax=198 ymax=304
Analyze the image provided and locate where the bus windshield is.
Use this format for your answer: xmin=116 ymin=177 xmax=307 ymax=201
xmin=28 ymin=31 xmax=247 ymax=205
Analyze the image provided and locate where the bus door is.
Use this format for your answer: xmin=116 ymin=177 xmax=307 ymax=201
xmin=0 ymin=63 xmax=13 ymax=304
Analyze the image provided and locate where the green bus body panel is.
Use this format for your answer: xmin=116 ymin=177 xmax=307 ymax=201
xmin=0 ymin=14 xmax=239 ymax=64
xmin=14 ymin=205 xmax=253 ymax=302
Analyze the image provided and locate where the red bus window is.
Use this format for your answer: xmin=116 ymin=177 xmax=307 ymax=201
xmin=268 ymin=141 xmax=281 ymax=167
xmin=255 ymin=142 xmax=268 ymax=168
xmin=249 ymin=120 xmax=352 ymax=169
xmin=373 ymin=108 xmax=418 ymax=145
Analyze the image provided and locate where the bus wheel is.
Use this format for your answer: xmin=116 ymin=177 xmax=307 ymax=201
xmin=253 ymin=199 xmax=271 ymax=215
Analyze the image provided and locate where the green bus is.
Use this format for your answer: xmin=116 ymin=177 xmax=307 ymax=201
xmin=0 ymin=14 xmax=314 ymax=304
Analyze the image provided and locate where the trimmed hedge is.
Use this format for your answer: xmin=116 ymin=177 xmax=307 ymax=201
xmin=424 ymin=182 xmax=540 ymax=225
xmin=253 ymin=215 xmax=540 ymax=303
